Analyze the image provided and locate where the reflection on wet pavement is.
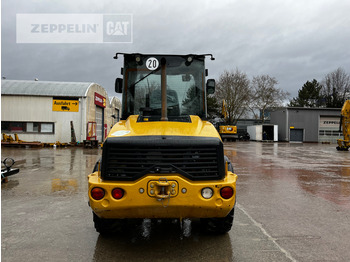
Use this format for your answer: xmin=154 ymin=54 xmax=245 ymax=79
xmin=51 ymin=178 xmax=78 ymax=194
xmin=1 ymin=147 xmax=100 ymax=197
xmin=2 ymin=143 xmax=349 ymax=208
xmin=225 ymin=142 xmax=350 ymax=209
xmin=92 ymin=218 xmax=233 ymax=262
xmin=2 ymin=143 xmax=350 ymax=261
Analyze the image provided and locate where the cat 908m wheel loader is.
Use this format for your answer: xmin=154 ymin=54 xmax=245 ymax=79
xmin=88 ymin=53 xmax=237 ymax=234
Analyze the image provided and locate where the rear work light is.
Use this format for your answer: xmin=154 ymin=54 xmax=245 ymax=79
xmin=112 ymin=188 xmax=124 ymax=199
xmin=201 ymin=187 xmax=214 ymax=199
xmin=91 ymin=187 xmax=105 ymax=200
xmin=220 ymin=187 xmax=234 ymax=199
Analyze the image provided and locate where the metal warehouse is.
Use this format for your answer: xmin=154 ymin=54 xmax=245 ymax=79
xmin=270 ymin=107 xmax=341 ymax=143
xmin=1 ymin=80 xmax=120 ymax=144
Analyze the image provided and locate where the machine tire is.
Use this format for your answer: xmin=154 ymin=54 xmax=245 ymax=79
xmin=336 ymin=146 xmax=349 ymax=151
xmin=200 ymin=208 xmax=235 ymax=234
xmin=224 ymin=156 xmax=234 ymax=173
xmin=200 ymin=156 xmax=235 ymax=234
xmin=93 ymin=212 xmax=125 ymax=235
xmin=92 ymin=158 xmax=101 ymax=173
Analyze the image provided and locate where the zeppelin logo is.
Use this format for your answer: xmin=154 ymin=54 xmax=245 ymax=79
xmin=16 ymin=14 xmax=133 ymax=43
xmin=323 ymin=121 xmax=339 ymax=125
xmin=319 ymin=117 xmax=340 ymax=128
xmin=94 ymin=93 xmax=106 ymax=108
xmin=95 ymin=96 xmax=103 ymax=104
xmin=31 ymin=23 xmax=98 ymax=33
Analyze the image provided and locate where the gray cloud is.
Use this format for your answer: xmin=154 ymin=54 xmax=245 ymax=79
xmin=2 ymin=0 xmax=350 ymax=101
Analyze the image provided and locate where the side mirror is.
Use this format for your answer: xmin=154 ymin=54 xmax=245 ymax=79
xmin=115 ymin=78 xmax=123 ymax=93
xmin=206 ymin=79 xmax=215 ymax=95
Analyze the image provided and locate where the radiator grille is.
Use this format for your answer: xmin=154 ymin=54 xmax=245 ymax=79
xmin=101 ymin=136 xmax=224 ymax=181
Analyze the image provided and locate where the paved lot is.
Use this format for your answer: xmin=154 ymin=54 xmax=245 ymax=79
xmin=2 ymin=142 xmax=350 ymax=261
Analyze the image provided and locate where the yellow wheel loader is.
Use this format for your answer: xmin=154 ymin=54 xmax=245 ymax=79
xmin=217 ymin=100 xmax=238 ymax=141
xmin=337 ymin=100 xmax=350 ymax=151
xmin=88 ymin=53 xmax=237 ymax=234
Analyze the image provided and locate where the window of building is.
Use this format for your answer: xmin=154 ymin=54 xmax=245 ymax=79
xmin=1 ymin=122 xmax=26 ymax=132
xmin=1 ymin=122 xmax=55 ymax=134
xmin=26 ymin=122 xmax=39 ymax=132
xmin=41 ymin=123 xmax=54 ymax=133
xmin=319 ymin=130 xmax=342 ymax=137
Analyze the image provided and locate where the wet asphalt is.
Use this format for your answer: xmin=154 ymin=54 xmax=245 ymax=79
xmin=1 ymin=142 xmax=350 ymax=262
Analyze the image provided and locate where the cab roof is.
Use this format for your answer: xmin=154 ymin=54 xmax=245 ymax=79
xmin=114 ymin=53 xmax=215 ymax=60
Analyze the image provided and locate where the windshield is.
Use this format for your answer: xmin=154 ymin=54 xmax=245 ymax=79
xmin=122 ymin=55 xmax=206 ymax=121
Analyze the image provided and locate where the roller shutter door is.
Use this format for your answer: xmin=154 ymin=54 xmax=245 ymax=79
xmin=96 ymin=107 xmax=103 ymax=142
xmin=290 ymin=129 xmax=303 ymax=142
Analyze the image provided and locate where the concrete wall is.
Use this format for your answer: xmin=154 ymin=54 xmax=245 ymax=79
xmin=84 ymin=84 xmax=114 ymax=142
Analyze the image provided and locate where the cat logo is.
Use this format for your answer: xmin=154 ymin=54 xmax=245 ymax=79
xmin=106 ymin=21 xmax=129 ymax=36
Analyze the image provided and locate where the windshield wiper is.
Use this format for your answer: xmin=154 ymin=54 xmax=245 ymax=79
xmin=130 ymin=67 xmax=161 ymax=88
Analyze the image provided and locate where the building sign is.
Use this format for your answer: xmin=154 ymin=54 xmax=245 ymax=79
xmin=52 ymin=98 xmax=79 ymax=112
xmin=319 ymin=116 xmax=340 ymax=128
xmin=104 ymin=124 xmax=108 ymax=139
xmin=94 ymin=92 xmax=106 ymax=108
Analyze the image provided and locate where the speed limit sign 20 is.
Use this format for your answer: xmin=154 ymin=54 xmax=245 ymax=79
xmin=146 ymin=57 xmax=159 ymax=70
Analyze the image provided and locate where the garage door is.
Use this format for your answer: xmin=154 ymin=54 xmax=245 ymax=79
xmin=290 ymin=129 xmax=303 ymax=142
xmin=96 ymin=107 xmax=103 ymax=142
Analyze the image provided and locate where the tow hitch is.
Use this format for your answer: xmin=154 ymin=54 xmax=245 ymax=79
xmin=148 ymin=177 xmax=178 ymax=207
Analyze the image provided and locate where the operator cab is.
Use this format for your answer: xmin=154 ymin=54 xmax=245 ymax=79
xmin=115 ymin=53 xmax=215 ymax=122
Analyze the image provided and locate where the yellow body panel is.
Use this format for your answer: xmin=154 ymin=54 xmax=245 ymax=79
xmin=108 ymin=115 xmax=220 ymax=139
xmin=88 ymin=115 xmax=237 ymax=219
xmin=88 ymin=172 xmax=237 ymax=219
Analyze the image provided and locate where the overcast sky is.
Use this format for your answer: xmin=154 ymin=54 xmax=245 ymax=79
xmin=2 ymin=0 xmax=350 ymax=101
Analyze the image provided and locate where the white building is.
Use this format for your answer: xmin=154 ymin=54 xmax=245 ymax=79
xmin=1 ymin=80 xmax=121 ymax=144
xmin=109 ymin=96 xmax=121 ymax=127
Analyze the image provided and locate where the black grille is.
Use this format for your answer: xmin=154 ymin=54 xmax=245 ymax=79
xmin=101 ymin=136 xmax=225 ymax=181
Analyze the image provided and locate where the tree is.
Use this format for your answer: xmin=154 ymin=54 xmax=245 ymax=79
xmin=206 ymin=95 xmax=220 ymax=119
xmin=181 ymin=84 xmax=201 ymax=114
xmin=289 ymin=79 xmax=322 ymax=107
xmin=321 ymin=67 xmax=350 ymax=108
xmin=214 ymin=69 xmax=251 ymax=125
xmin=250 ymin=75 xmax=289 ymax=123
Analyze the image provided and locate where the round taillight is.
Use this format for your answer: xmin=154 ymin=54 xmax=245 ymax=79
xmin=220 ymin=187 xmax=233 ymax=199
xmin=91 ymin=187 xmax=105 ymax=200
xmin=112 ymin=188 xmax=124 ymax=199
